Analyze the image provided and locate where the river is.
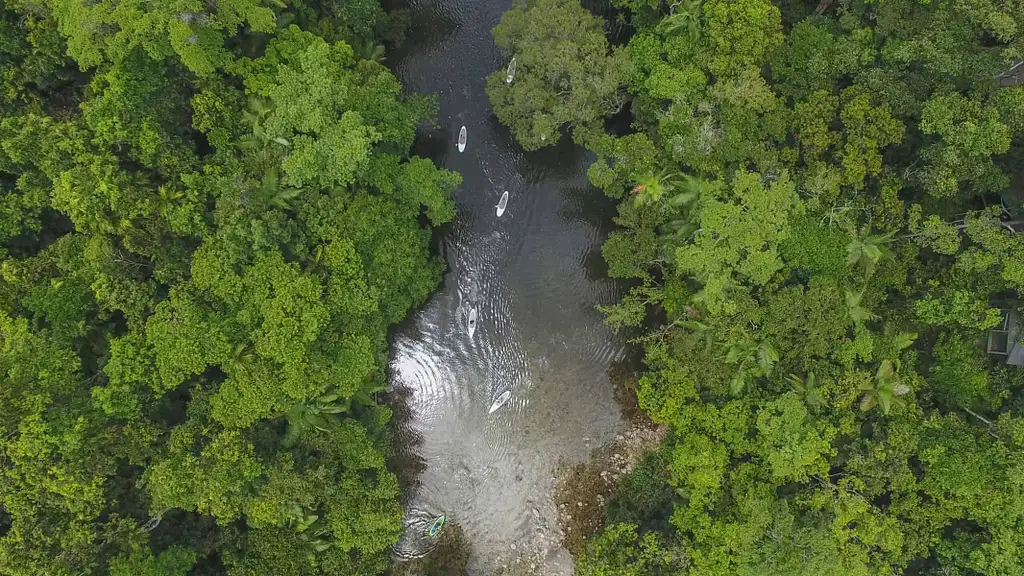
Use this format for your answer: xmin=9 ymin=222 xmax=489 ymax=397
xmin=384 ymin=1 xmax=627 ymax=573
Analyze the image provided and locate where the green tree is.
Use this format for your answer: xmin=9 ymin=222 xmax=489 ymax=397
xmin=46 ymin=0 xmax=280 ymax=74
xmin=859 ymin=359 xmax=911 ymax=415
xmin=578 ymin=523 xmax=677 ymax=576
xmin=785 ymin=372 xmax=825 ymax=411
xmin=509 ymin=0 xmax=1024 ymax=573
xmin=675 ymin=170 xmax=802 ymax=314
xmin=0 ymin=1 xmax=458 ymax=573
xmin=919 ymin=93 xmax=1012 ymax=197
xmin=702 ymin=0 xmax=783 ymax=77
xmin=487 ymin=0 xmax=630 ymax=150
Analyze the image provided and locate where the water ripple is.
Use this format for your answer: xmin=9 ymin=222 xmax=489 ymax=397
xmin=385 ymin=0 xmax=627 ymax=572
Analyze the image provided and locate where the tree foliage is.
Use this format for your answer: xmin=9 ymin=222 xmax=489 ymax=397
xmin=0 ymin=1 xmax=456 ymax=574
xmin=486 ymin=0 xmax=630 ymax=150
xmin=489 ymin=0 xmax=1024 ymax=574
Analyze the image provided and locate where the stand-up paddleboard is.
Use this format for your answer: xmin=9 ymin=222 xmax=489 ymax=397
xmin=488 ymin=390 xmax=512 ymax=414
xmin=458 ymin=126 xmax=467 ymax=152
xmin=506 ymin=57 xmax=516 ymax=84
xmin=427 ymin=515 xmax=446 ymax=537
xmin=496 ymin=190 xmax=509 ymax=217
xmin=467 ymin=308 xmax=477 ymax=338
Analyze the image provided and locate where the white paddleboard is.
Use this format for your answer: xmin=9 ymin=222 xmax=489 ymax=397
xmin=458 ymin=126 xmax=467 ymax=152
xmin=506 ymin=57 xmax=516 ymax=84
xmin=467 ymin=307 xmax=477 ymax=338
xmin=488 ymin=390 xmax=512 ymax=414
xmin=496 ymin=190 xmax=509 ymax=217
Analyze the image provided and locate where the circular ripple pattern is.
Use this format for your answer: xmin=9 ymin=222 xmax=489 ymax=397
xmin=386 ymin=0 xmax=627 ymax=573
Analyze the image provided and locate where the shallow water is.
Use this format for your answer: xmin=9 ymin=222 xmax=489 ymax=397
xmin=385 ymin=1 xmax=627 ymax=572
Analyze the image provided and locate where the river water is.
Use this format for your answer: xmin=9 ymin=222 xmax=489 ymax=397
xmin=385 ymin=1 xmax=626 ymax=573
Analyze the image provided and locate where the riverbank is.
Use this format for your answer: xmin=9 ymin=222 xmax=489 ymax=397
xmin=387 ymin=358 xmax=664 ymax=575
xmin=552 ymin=360 xmax=667 ymax=560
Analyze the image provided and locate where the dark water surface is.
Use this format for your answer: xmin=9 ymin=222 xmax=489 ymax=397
xmin=385 ymin=1 xmax=626 ymax=572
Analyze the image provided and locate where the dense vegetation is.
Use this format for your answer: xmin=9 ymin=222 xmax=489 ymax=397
xmin=490 ymin=0 xmax=1024 ymax=574
xmin=0 ymin=0 xmax=460 ymax=574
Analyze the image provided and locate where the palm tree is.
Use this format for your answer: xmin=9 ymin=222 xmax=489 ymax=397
xmin=859 ymin=360 xmax=910 ymax=415
xmin=224 ymin=343 xmax=256 ymax=375
xmin=157 ymin=185 xmax=185 ymax=219
xmin=631 ymin=171 xmax=679 ymax=208
xmin=785 ymin=372 xmax=825 ymax=411
xmin=282 ymin=389 xmax=349 ymax=447
xmin=238 ymin=97 xmax=274 ymax=147
xmin=844 ymin=288 xmax=878 ymax=329
xmin=238 ymin=97 xmax=291 ymax=166
xmin=657 ymin=0 xmax=703 ymax=41
xmin=353 ymin=380 xmax=385 ymax=407
xmin=723 ymin=338 xmax=778 ymax=395
xmin=680 ymin=320 xmax=715 ymax=351
xmin=846 ymin=226 xmax=893 ymax=277
xmin=356 ymin=40 xmax=386 ymax=62
xmin=288 ymin=504 xmax=320 ymax=533
xmin=659 ymin=217 xmax=698 ymax=240
xmin=655 ymin=176 xmax=709 ymax=251
xmin=884 ymin=325 xmax=918 ymax=354
xmin=250 ymin=166 xmax=303 ymax=211
xmin=287 ymin=505 xmax=333 ymax=555
xmin=632 ymin=171 xmax=707 ymax=209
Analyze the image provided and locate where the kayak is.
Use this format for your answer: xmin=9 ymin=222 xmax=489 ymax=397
xmin=427 ymin=515 xmax=446 ymax=537
xmin=458 ymin=126 xmax=467 ymax=152
xmin=506 ymin=57 xmax=516 ymax=84
xmin=467 ymin=308 xmax=477 ymax=338
xmin=488 ymin=390 xmax=512 ymax=414
xmin=496 ymin=190 xmax=509 ymax=217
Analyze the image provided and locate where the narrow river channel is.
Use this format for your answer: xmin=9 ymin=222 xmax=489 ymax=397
xmin=385 ymin=1 xmax=627 ymax=572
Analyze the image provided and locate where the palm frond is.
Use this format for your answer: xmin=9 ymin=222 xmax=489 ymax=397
xmin=730 ymin=370 xmax=748 ymax=395
xmin=756 ymin=342 xmax=778 ymax=376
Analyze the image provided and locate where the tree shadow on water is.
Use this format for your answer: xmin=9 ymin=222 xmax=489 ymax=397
xmin=382 ymin=0 xmax=461 ymax=63
xmin=581 ymin=242 xmax=612 ymax=284
xmin=389 ymin=521 xmax=470 ymax=576
xmin=385 ymin=384 xmax=427 ymax=498
xmin=557 ymin=186 xmax=619 ymax=233
xmin=519 ymin=133 xmax=594 ymax=184
xmin=409 ymin=124 xmax=452 ymax=167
